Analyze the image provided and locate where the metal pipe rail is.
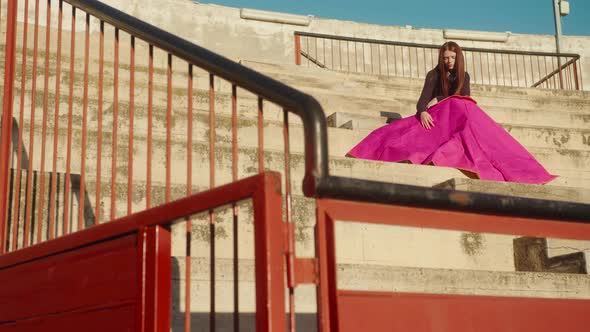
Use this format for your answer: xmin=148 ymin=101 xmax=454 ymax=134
xmin=294 ymin=31 xmax=583 ymax=90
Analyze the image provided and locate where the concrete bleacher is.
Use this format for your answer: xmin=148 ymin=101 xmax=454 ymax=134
xmin=3 ymin=16 xmax=590 ymax=330
xmin=243 ymin=60 xmax=590 ymax=198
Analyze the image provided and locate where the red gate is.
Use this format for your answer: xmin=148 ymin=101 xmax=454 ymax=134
xmin=314 ymin=198 xmax=590 ymax=331
xmin=0 ymin=173 xmax=286 ymax=331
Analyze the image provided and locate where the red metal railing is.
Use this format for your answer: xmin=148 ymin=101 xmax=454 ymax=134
xmin=313 ymin=198 xmax=590 ymax=331
xmin=0 ymin=172 xmax=286 ymax=331
xmin=0 ymin=0 xmax=325 ymax=254
xmin=2 ymin=1 xmax=590 ymax=332
xmin=294 ymin=32 xmax=583 ymax=91
xmin=0 ymin=0 xmax=327 ymax=330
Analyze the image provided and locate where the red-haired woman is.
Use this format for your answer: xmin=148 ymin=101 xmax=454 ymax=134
xmin=347 ymin=41 xmax=557 ymax=184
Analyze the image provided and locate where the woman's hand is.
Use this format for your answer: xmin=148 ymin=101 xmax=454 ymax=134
xmin=426 ymin=97 xmax=438 ymax=109
xmin=420 ymin=111 xmax=435 ymax=130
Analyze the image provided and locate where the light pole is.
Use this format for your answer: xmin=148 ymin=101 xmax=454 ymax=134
xmin=552 ymin=0 xmax=569 ymax=88
xmin=552 ymin=0 xmax=571 ymax=53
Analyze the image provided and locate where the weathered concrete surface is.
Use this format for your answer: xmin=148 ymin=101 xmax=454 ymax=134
xmin=7 ymin=0 xmax=590 ymax=90
xmin=2 ymin=5 xmax=590 ymax=325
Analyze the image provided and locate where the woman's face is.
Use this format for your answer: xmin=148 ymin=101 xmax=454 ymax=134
xmin=443 ymin=50 xmax=457 ymax=71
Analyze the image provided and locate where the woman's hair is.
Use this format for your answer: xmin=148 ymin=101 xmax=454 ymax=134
xmin=438 ymin=41 xmax=465 ymax=96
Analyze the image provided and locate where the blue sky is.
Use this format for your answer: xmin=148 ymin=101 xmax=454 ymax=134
xmin=200 ymin=0 xmax=589 ymax=36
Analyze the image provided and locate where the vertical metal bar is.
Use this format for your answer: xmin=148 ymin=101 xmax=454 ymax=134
xmin=354 ymin=42 xmax=357 ymax=72
xmin=165 ymin=54 xmax=172 ymax=203
xmin=522 ymin=54 xmax=527 ymax=87
xmin=231 ymin=83 xmax=239 ymax=332
xmin=231 ymin=85 xmax=238 ymax=182
xmin=574 ymin=58 xmax=581 ymax=90
xmin=184 ymin=64 xmax=193 ymax=332
xmin=487 ymin=52 xmax=491 ymax=85
xmin=94 ymin=20 xmax=105 ymax=225
xmin=346 ymin=41 xmax=349 ymax=72
xmin=283 ymin=109 xmax=295 ymax=332
xmin=12 ymin=0 xmax=31 ymax=251
xmin=305 ymin=37 xmax=311 ymax=67
xmin=500 ymin=54 xmax=506 ymax=86
xmin=401 ymin=46 xmax=405 ymax=77
xmin=378 ymin=44 xmax=382 ymax=75
xmin=208 ymin=73 xmax=216 ymax=332
xmin=338 ymin=40 xmax=342 ymax=71
xmin=529 ymin=55 xmax=535 ymax=85
xmin=49 ymin=0 xmax=64 ymax=239
xmin=323 ymin=38 xmax=326 ymax=67
xmin=362 ymin=43 xmax=367 ymax=73
xmin=422 ymin=48 xmax=426 ymax=77
xmin=551 ymin=57 xmax=559 ymax=89
xmin=314 ymin=37 xmax=318 ymax=65
xmin=252 ymin=173 xmax=287 ymax=332
xmin=315 ymin=202 xmax=338 ymax=332
xmin=294 ymin=34 xmax=301 ymax=65
xmin=147 ymin=44 xmax=153 ymax=208
xmin=385 ymin=45 xmax=389 ymax=76
xmin=394 ymin=46 xmax=398 ymax=76
xmin=566 ymin=59 xmax=572 ymax=90
xmin=63 ymin=5 xmax=75 ymax=236
xmin=136 ymin=226 xmax=147 ymax=332
xmin=110 ymin=28 xmax=119 ymax=221
xmin=415 ymin=47 xmax=420 ymax=78
xmin=558 ymin=55 xmax=564 ymax=89
xmin=513 ymin=54 xmax=519 ymax=87
xmin=479 ymin=52 xmax=484 ymax=85
xmin=127 ymin=36 xmax=135 ymax=215
xmin=78 ymin=12 xmax=90 ymax=231
xmin=507 ymin=54 xmax=513 ymax=86
xmin=142 ymin=225 xmax=172 ymax=332
xmin=209 ymin=74 xmax=215 ymax=187
xmin=369 ymin=43 xmax=373 ymax=74
xmin=535 ymin=56 xmax=541 ymax=88
xmin=543 ymin=56 xmax=551 ymax=88
xmin=0 ymin=0 xmax=19 ymax=253
xmin=408 ymin=47 xmax=413 ymax=78
xmin=330 ymin=39 xmax=334 ymax=70
xmin=258 ymin=97 xmax=264 ymax=173
xmin=494 ymin=53 xmax=499 ymax=86
xmin=37 ymin=0 xmax=53 ymax=243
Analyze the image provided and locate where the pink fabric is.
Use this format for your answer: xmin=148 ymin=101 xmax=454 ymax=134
xmin=347 ymin=96 xmax=557 ymax=184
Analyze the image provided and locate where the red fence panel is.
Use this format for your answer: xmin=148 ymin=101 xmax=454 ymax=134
xmin=0 ymin=172 xmax=286 ymax=332
xmin=315 ymin=198 xmax=590 ymax=332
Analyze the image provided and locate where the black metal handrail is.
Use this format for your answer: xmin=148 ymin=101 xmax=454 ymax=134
xmin=295 ymin=31 xmax=582 ymax=90
xmin=14 ymin=0 xmax=589 ymax=223
xmin=532 ymin=56 xmax=578 ymax=88
xmin=295 ymin=31 xmax=581 ymax=58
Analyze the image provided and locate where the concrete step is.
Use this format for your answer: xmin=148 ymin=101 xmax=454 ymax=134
xmin=244 ymin=64 xmax=590 ymax=131
xmin=9 ymin=52 xmax=590 ymax=132
xmin=12 ymin=69 xmax=590 ymax=164
xmin=243 ymin=60 xmax=590 ymax=112
xmin=12 ymin=97 xmax=589 ymax=193
xmin=169 ymin=257 xmax=590 ymax=314
xmin=330 ymin=119 xmax=590 ymax=153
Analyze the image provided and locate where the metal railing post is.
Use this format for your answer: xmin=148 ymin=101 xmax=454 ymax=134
xmin=295 ymin=33 xmax=302 ymax=65
xmin=0 ymin=0 xmax=19 ymax=254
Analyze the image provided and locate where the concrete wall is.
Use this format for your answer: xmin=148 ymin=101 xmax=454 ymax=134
xmin=90 ymin=0 xmax=590 ymax=90
xmin=11 ymin=0 xmax=589 ymax=89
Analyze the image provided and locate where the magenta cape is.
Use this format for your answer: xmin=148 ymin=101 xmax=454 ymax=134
xmin=347 ymin=96 xmax=557 ymax=184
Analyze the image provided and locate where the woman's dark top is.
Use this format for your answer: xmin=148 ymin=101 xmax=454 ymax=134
xmin=416 ymin=68 xmax=471 ymax=114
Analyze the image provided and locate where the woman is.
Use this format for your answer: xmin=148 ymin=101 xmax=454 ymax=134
xmin=347 ymin=41 xmax=557 ymax=184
